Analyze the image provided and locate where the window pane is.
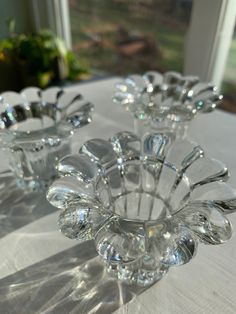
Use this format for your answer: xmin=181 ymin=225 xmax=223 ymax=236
xmin=69 ymin=0 xmax=193 ymax=76
xmin=222 ymin=24 xmax=236 ymax=113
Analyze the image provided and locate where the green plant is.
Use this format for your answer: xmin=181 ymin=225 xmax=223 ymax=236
xmin=0 ymin=21 xmax=88 ymax=89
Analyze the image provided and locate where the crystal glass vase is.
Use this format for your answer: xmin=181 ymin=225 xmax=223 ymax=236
xmin=113 ymin=71 xmax=223 ymax=139
xmin=0 ymin=87 xmax=94 ymax=190
xmin=47 ymin=131 xmax=236 ymax=286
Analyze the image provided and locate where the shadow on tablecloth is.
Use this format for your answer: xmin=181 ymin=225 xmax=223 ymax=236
xmin=0 ymin=241 xmax=147 ymax=314
xmin=0 ymin=174 xmax=57 ymax=238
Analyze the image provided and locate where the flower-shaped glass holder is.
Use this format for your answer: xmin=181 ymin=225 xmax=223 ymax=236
xmin=47 ymin=131 xmax=236 ymax=286
xmin=113 ymin=71 xmax=223 ymax=139
xmin=0 ymin=87 xmax=94 ymax=190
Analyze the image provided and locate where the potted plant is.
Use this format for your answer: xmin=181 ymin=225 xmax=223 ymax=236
xmin=0 ymin=20 xmax=88 ymax=91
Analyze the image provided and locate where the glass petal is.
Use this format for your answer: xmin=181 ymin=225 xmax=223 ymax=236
xmin=113 ymin=75 xmax=147 ymax=109
xmin=147 ymin=219 xmax=197 ymax=266
xmin=0 ymin=92 xmax=31 ymax=129
xmin=163 ymin=139 xmax=203 ymax=170
xmin=177 ymin=201 xmax=232 ymax=244
xmin=58 ymin=201 xmax=105 ymax=240
xmin=65 ymin=100 xmax=94 ymax=116
xmin=192 ymin=82 xmax=213 ymax=96
xmin=67 ymin=111 xmax=92 ymax=129
xmin=57 ymin=154 xmax=99 ymax=183
xmin=56 ymin=91 xmax=82 ymax=110
xmin=113 ymin=90 xmax=135 ymax=106
xmin=156 ymin=163 xmax=177 ymax=200
xmin=163 ymin=71 xmax=182 ymax=85
xmin=182 ymin=75 xmax=199 ymax=88
xmin=0 ymin=92 xmax=26 ymax=116
xmin=127 ymin=74 xmax=147 ymax=92
xmin=0 ymin=91 xmax=26 ymax=109
xmin=95 ymin=218 xmax=146 ymax=264
xmin=143 ymin=71 xmax=163 ymax=92
xmin=161 ymin=229 xmax=196 ymax=266
xmin=47 ymin=176 xmax=94 ymax=209
xmin=21 ymin=87 xmax=41 ymax=103
xmin=141 ymin=160 xmax=155 ymax=193
xmin=185 ymin=157 xmax=228 ymax=188
xmin=113 ymin=78 xmax=138 ymax=105
xmin=106 ymin=166 xmax=123 ymax=198
xmin=212 ymin=199 xmax=236 ymax=213
xmin=191 ymin=181 xmax=236 ymax=203
xmin=39 ymin=87 xmax=63 ymax=121
xmin=40 ymin=87 xmax=63 ymax=104
xmin=143 ymin=133 xmax=172 ymax=159
xmin=118 ymin=78 xmax=137 ymax=92
xmin=80 ymin=138 xmax=117 ymax=168
xmin=192 ymin=83 xmax=222 ymax=112
xmin=75 ymin=101 xmax=94 ymax=115
xmin=157 ymin=140 xmax=203 ymax=204
xmin=169 ymin=178 xmax=190 ymax=213
xmin=110 ymin=131 xmax=141 ymax=159
xmin=95 ymin=175 xmax=113 ymax=209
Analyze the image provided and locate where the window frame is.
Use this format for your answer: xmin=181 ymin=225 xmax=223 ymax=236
xmin=31 ymin=0 xmax=72 ymax=49
xmin=184 ymin=0 xmax=236 ymax=88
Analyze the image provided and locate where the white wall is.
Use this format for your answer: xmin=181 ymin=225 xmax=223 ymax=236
xmin=0 ymin=0 xmax=35 ymax=39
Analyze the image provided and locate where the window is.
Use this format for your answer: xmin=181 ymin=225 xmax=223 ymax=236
xmin=69 ymin=0 xmax=193 ymax=76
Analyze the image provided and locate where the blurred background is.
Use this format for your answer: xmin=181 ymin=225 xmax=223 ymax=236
xmin=0 ymin=0 xmax=235 ymax=112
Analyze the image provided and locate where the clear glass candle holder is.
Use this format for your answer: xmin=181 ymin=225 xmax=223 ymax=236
xmin=47 ymin=131 xmax=236 ymax=286
xmin=113 ymin=71 xmax=223 ymax=139
xmin=0 ymin=87 xmax=94 ymax=190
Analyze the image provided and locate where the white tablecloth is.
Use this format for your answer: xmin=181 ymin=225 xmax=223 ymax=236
xmin=0 ymin=78 xmax=236 ymax=314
